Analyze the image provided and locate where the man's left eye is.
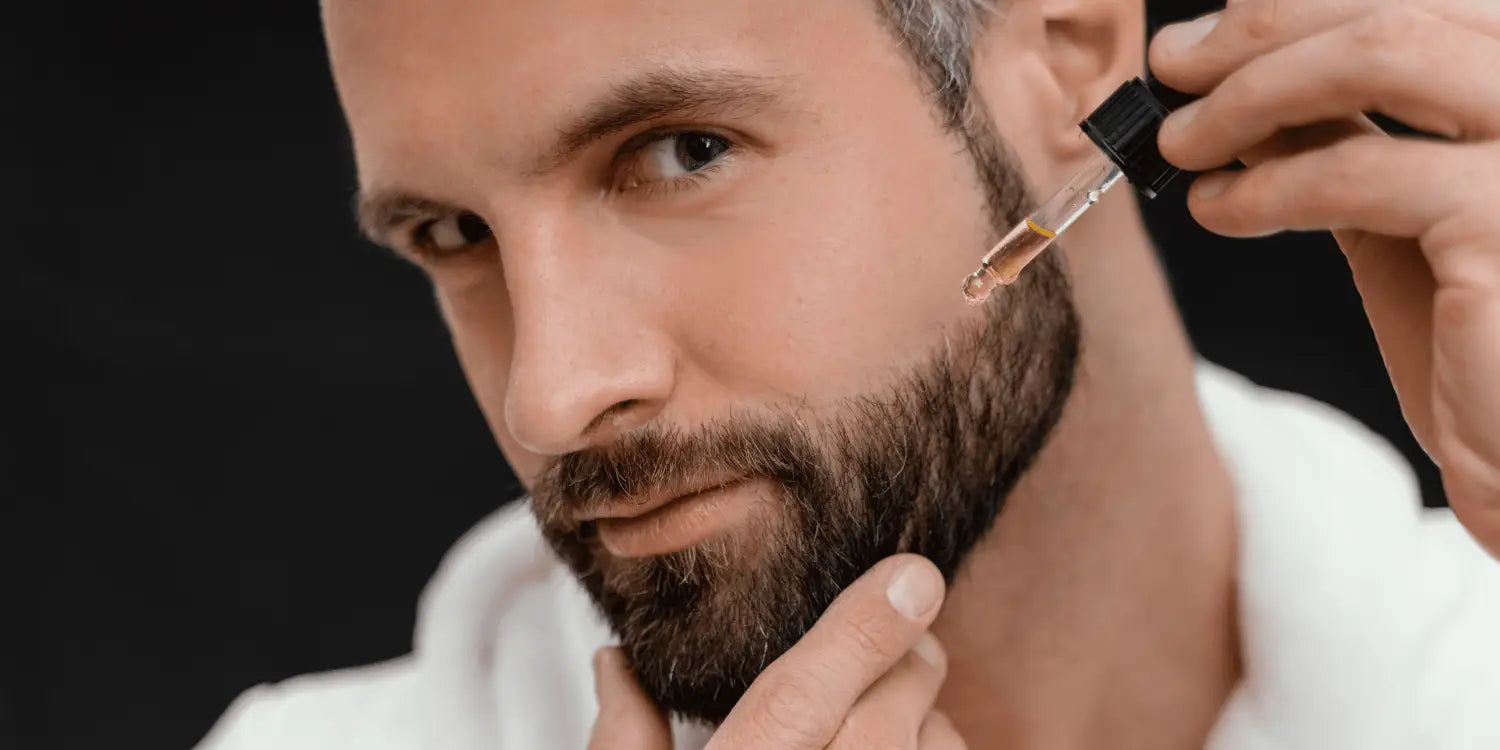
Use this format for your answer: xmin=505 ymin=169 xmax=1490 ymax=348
xmin=623 ymin=132 xmax=732 ymax=188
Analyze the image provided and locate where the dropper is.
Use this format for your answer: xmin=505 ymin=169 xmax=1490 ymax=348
xmin=962 ymin=77 xmax=1191 ymax=303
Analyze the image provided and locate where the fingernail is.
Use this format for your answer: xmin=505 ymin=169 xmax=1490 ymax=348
xmin=1193 ymin=172 xmax=1237 ymax=200
xmin=911 ymin=631 xmax=945 ymax=668
xmin=1156 ymin=11 xmax=1219 ymax=52
xmin=886 ymin=562 xmax=941 ymax=620
xmin=599 ymin=532 xmax=623 ymax=557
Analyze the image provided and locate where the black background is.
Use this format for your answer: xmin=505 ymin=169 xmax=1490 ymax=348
xmin=3 ymin=2 xmax=1441 ymax=748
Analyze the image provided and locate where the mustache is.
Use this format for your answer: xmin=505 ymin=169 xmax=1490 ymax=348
xmin=529 ymin=417 xmax=822 ymax=527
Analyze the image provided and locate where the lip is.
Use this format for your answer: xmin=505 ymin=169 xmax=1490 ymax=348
xmin=590 ymin=477 xmax=765 ymax=558
xmin=575 ymin=475 xmax=748 ymax=523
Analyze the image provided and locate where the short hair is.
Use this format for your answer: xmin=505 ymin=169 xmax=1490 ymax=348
xmin=872 ymin=0 xmax=998 ymax=130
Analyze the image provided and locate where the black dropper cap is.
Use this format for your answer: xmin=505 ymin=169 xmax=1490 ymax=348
xmin=1079 ymin=77 xmax=1196 ymax=200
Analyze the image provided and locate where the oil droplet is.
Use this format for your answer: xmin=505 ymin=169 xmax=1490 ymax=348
xmin=962 ymin=269 xmax=996 ymax=304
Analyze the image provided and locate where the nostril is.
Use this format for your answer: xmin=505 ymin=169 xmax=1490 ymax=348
xmin=584 ymin=399 xmax=642 ymax=437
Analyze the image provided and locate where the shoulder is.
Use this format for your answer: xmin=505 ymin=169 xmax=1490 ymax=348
xmin=1194 ymin=360 xmax=1421 ymax=512
xmin=195 ymin=658 xmax=427 ymax=750
xmin=1193 ymin=361 xmax=1495 ymax=585
xmin=1197 ymin=363 xmax=1500 ymax=749
xmin=197 ymin=502 xmax=613 ymax=749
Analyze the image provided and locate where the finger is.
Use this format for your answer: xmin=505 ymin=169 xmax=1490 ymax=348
xmin=1160 ymin=8 xmax=1500 ymax=171
xmin=588 ymin=647 xmax=673 ymax=750
xmin=1186 ymin=135 xmax=1471 ymax=239
xmin=918 ymin=710 xmax=968 ymax=750
xmin=1427 ymin=222 xmax=1500 ymax=561
xmin=1439 ymin=434 xmax=1500 ymax=563
xmin=827 ymin=632 xmax=947 ymax=749
xmin=711 ymin=555 xmax=946 ymax=749
xmin=1438 ymin=371 xmax=1500 ymax=564
xmin=1187 ymin=135 xmax=1482 ymax=449
xmin=1239 ymin=117 xmax=1383 ymax=169
xmin=1149 ymin=0 xmax=1500 ymax=95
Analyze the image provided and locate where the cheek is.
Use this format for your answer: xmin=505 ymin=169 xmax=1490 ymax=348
xmin=433 ymin=271 xmax=546 ymax=483
xmin=674 ymin=127 xmax=994 ymax=404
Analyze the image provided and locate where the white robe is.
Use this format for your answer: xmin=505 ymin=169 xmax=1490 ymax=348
xmin=198 ymin=364 xmax=1500 ymax=749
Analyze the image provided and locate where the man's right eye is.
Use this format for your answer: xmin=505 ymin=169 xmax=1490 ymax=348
xmin=411 ymin=212 xmax=493 ymax=257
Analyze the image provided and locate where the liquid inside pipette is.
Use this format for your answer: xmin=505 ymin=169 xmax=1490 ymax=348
xmin=962 ymin=153 xmax=1123 ymax=304
xmin=961 ymin=76 xmax=1190 ymax=303
xmin=961 ymin=218 xmax=1061 ymax=304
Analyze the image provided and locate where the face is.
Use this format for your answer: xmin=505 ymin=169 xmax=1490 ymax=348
xmin=326 ymin=0 xmax=1080 ymax=725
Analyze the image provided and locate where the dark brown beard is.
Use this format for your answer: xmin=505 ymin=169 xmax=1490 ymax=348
xmin=530 ymin=260 xmax=1078 ymax=725
xmin=529 ymin=111 xmax=1080 ymax=725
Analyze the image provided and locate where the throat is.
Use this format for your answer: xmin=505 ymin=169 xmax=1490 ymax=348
xmin=930 ymin=309 xmax=1242 ymax=749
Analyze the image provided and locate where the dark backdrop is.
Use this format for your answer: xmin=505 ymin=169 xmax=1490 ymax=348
xmin=3 ymin=2 xmax=1440 ymax=748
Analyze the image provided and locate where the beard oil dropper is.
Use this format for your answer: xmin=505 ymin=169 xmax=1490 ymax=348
xmin=963 ymin=77 xmax=1191 ymax=303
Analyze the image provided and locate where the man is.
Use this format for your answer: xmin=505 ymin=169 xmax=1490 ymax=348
xmin=200 ymin=0 xmax=1500 ymax=747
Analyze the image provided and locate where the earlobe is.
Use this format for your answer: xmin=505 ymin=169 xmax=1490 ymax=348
xmin=1038 ymin=0 xmax=1146 ymax=160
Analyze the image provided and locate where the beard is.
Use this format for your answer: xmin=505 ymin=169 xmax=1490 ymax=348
xmin=529 ymin=111 xmax=1081 ymax=726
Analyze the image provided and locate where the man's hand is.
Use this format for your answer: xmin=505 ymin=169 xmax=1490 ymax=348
xmin=587 ymin=555 xmax=967 ymax=749
xmin=1150 ymin=0 xmax=1500 ymax=559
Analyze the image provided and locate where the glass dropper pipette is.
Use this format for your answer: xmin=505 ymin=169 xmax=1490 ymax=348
xmin=961 ymin=153 xmax=1124 ymax=302
xmin=962 ymin=77 xmax=1191 ymax=304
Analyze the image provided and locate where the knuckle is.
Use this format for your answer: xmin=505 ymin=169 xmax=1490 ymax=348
xmin=1434 ymin=432 xmax=1500 ymax=506
xmin=1210 ymin=172 xmax=1265 ymax=227
xmin=1217 ymin=65 xmax=1268 ymax=112
xmin=1347 ymin=6 xmax=1436 ymax=82
xmin=1295 ymin=175 xmax=1352 ymax=226
xmin=1293 ymin=137 xmax=1375 ymax=214
xmin=754 ymin=671 xmax=836 ymax=744
xmin=836 ymin=608 xmax=904 ymax=664
xmin=833 ymin=713 xmax=911 ymax=750
xmin=1327 ymin=138 xmax=1385 ymax=192
xmin=1350 ymin=6 xmax=1423 ymax=49
xmin=1237 ymin=0 xmax=1285 ymax=43
xmin=1295 ymin=162 xmax=1347 ymax=215
xmin=1432 ymin=293 xmax=1478 ymax=339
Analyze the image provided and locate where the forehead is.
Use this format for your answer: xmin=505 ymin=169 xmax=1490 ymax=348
xmin=324 ymin=0 xmax=905 ymax=191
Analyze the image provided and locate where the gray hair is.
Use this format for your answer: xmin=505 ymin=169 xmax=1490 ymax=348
xmin=873 ymin=0 xmax=999 ymax=130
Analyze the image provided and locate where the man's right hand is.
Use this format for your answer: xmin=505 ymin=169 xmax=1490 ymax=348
xmin=587 ymin=554 xmax=967 ymax=749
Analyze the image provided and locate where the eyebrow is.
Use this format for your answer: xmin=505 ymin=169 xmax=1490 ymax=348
xmin=355 ymin=192 xmax=453 ymax=245
xmin=538 ymin=67 xmax=783 ymax=174
xmin=355 ymin=67 xmax=785 ymax=243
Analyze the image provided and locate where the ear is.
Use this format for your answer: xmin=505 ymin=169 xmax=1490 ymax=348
xmin=1037 ymin=0 xmax=1147 ymax=162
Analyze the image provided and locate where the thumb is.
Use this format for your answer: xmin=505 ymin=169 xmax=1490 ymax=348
xmin=588 ymin=647 xmax=674 ymax=750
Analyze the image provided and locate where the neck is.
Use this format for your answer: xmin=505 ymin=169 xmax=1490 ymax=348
xmin=932 ymin=192 xmax=1241 ymax=749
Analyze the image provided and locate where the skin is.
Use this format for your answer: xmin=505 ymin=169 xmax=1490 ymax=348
xmin=323 ymin=0 xmax=1500 ymax=746
xmin=1151 ymin=0 xmax=1500 ymax=561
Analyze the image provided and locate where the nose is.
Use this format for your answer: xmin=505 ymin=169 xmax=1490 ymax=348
xmin=501 ymin=223 xmax=675 ymax=456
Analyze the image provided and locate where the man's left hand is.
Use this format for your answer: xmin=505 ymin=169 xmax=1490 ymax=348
xmin=1149 ymin=0 xmax=1500 ymax=559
